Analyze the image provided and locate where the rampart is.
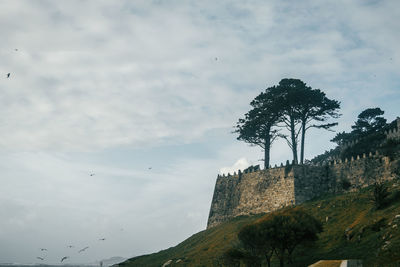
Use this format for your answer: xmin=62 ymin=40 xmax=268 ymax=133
xmin=341 ymin=117 xmax=400 ymax=150
xmin=207 ymin=151 xmax=399 ymax=228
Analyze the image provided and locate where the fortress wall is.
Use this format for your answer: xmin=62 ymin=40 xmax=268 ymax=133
xmin=341 ymin=117 xmax=400 ymax=150
xmin=207 ymin=168 xmax=295 ymax=228
xmin=293 ymin=165 xmax=333 ymax=204
xmin=328 ymin=155 xmax=393 ymax=191
xmin=207 ymin=154 xmax=399 ymax=228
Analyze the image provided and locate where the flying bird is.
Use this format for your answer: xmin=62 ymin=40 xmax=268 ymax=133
xmin=36 ymin=257 xmax=44 ymax=261
xmin=215 ymin=57 xmax=218 ymax=61
xmin=67 ymin=245 xmax=74 ymax=248
xmin=148 ymin=167 xmax=152 ymax=170
xmin=78 ymin=246 xmax=89 ymax=253
xmin=15 ymin=49 xmax=18 ymax=51
xmin=99 ymin=238 xmax=106 ymax=241
xmin=7 ymin=73 xmax=10 ymax=78
xmin=61 ymin=256 xmax=69 ymax=262
xmin=90 ymin=173 xmax=95 ymax=176
xmin=40 ymin=248 xmax=47 ymax=251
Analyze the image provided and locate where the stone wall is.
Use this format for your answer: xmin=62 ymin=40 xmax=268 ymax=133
xmin=207 ymin=153 xmax=399 ymax=228
xmin=341 ymin=117 xmax=400 ymax=151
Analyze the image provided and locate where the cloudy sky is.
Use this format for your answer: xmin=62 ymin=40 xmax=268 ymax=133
xmin=0 ymin=0 xmax=399 ymax=264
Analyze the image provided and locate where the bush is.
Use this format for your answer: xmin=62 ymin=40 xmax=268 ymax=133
xmin=372 ymin=181 xmax=390 ymax=209
xmin=381 ymin=138 xmax=400 ymax=161
xmin=370 ymin=218 xmax=386 ymax=232
xmin=341 ymin=178 xmax=352 ymax=190
xmin=235 ymin=208 xmax=322 ymax=267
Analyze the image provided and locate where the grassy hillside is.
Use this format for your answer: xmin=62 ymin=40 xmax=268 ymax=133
xmin=119 ymin=180 xmax=400 ymax=267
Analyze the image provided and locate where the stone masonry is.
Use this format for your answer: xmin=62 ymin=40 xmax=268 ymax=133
xmin=207 ymin=152 xmax=399 ymax=228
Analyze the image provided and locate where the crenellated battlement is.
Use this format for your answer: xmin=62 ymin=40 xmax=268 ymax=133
xmin=218 ymin=150 xmax=383 ymax=180
xmin=208 ymin=150 xmax=399 ymax=228
xmin=208 ymin=117 xmax=400 ymax=228
xmin=341 ymin=117 xmax=400 ymax=150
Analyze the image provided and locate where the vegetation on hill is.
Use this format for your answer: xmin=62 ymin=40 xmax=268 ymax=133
xmin=118 ymin=178 xmax=400 ymax=266
xmin=311 ymin=107 xmax=399 ymax=165
xmin=228 ymin=208 xmax=322 ymax=267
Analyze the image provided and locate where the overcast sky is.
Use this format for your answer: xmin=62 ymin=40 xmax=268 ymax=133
xmin=1 ymin=0 xmax=399 ymax=264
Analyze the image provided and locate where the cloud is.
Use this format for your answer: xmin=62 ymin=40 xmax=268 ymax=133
xmin=0 ymin=0 xmax=399 ymax=264
xmin=219 ymin=157 xmax=251 ymax=175
xmin=1 ymin=0 xmax=398 ymax=152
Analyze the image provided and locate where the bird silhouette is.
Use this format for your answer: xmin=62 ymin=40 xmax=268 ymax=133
xmin=90 ymin=173 xmax=95 ymax=176
xmin=215 ymin=57 xmax=218 ymax=61
xmin=78 ymin=246 xmax=89 ymax=253
xmin=15 ymin=49 xmax=18 ymax=51
xmin=99 ymin=238 xmax=106 ymax=241
xmin=39 ymin=248 xmax=47 ymax=251
xmin=61 ymin=256 xmax=69 ymax=262
xmin=36 ymin=257 xmax=44 ymax=261
xmin=67 ymin=245 xmax=74 ymax=248
xmin=148 ymin=167 xmax=152 ymax=170
xmin=7 ymin=73 xmax=10 ymax=78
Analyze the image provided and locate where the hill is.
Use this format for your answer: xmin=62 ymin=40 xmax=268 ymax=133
xmin=117 ymin=179 xmax=400 ymax=266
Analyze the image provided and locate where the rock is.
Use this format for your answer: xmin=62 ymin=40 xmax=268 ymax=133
xmin=344 ymin=227 xmax=353 ymax=240
xmin=162 ymin=260 xmax=172 ymax=267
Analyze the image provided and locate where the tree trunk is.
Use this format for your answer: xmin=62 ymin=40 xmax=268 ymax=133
xmin=290 ymin=117 xmax=298 ymax=164
xmin=265 ymin=256 xmax=271 ymax=267
xmin=300 ymin=120 xmax=306 ymax=164
xmin=264 ymin=130 xmax=271 ymax=169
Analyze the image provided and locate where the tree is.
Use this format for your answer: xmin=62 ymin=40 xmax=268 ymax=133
xmin=238 ymin=222 xmax=274 ymax=267
xmin=222 ymin=247 xmax=256 ymax=267
xmin=331 ymin=131 xmax=354 ymax=146
xmin=267 ymin=208 xmax=322 ymax=267
xmin=236 ymin=78 xmax=340 ymax=167
xmin=371 ymin=180 xmax=390 ymax=210
xmin=296 ymin=88 xmax=340 ymax=164
xmin=351 ymin=107 xmax=387 ymax=137
xmin=330 ymin=108 xmax=388 ymax=160
xmin=276 ymin=79 xmax=340 ymax=164
xmin=275 ymin=79 xmax=305 ymax=164
xmin=233 ymin=208 xmax=322 ymax=267
xmin=235 ymin=86 xmax=282 ymax=169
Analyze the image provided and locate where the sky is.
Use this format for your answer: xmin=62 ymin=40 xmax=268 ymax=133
xmin=0 ymin=0 xmax=399 ymax=264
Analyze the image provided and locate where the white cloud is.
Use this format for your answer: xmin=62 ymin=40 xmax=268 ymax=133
xmin=0 ymin=0 xmax=399 ymax=264
xmin=220 ymin=157 xmax=251 ymax=175
xmin=1 ymin=0 xmax=397 ymax=152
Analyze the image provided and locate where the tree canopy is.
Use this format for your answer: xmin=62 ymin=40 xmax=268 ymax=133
xmin=276 ymin=79 xmax=340 ymax=164
xmin=229 ymin=208 xmax=322 ymax=267
xmin=351 ymin=107 xmax=387 ymax=137
xmin=235 ymin=78 xmax=340 ymax=167
xmin=235 ymin=86 xmax=282 ymax=168
xmin=330 ymin=107 xmax=388 ymax=160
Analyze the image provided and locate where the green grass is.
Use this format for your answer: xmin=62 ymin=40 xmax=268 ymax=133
xmin=120 ymin=180 xmax=400 ymax=266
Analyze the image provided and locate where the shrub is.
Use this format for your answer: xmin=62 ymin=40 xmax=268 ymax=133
xmin=380 ymin=138 xmax=400 ymax=161
xmin=372 ymin=181 xmax=390 ymax=209
xmin=341 ymin=178 xmax=352 ymax=190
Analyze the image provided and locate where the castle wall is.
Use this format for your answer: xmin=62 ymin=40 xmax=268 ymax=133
xmin=207 ymin=168 xmax=295 ymax=228
xmin=341 ymin=117 xmax=400 ymax=150
xmin=207 ymin=154 xmax=398 ymax=228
